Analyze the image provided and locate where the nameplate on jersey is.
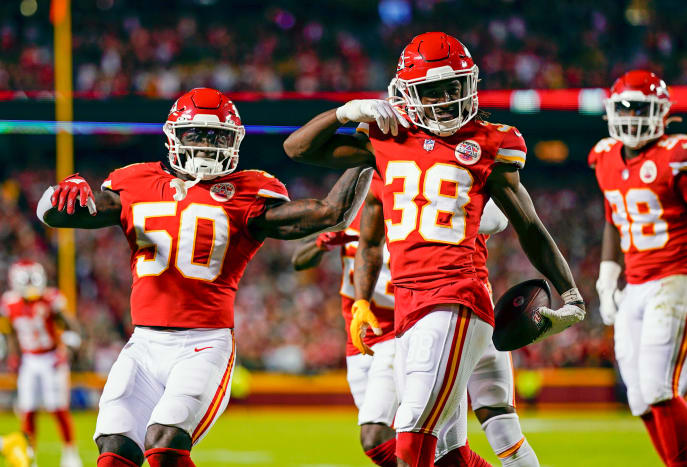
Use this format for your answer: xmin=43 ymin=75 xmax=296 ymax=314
xmin=210 ymin=183 xmax=236 ymax=202
xmin=455 ymin=140 xmax=482 ymax=165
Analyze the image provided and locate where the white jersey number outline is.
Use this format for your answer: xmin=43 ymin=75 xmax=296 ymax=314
xmin=385 ymin=162 xmax=473 ymax=244
xmin=132 ymin=202 xmax=229 ymax=281
xmin=604 ymin=188 xmax=669 ymax=252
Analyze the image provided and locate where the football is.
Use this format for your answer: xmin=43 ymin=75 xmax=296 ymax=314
xmin=492 ymin=279 xmax=553 ymax=351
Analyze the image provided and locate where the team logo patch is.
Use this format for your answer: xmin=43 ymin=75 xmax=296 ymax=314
xmin=513 ymin=296 xmax=525 ymax=307
xmin=640 ymin=160 xmax=657 ymax=184
xmin=455 ymin=140 xmax=482 ymax=165
xmin=210 ymin=182 xmax=235 ymax=202
xmin=423 ymin=139 xmax=435 ymax=152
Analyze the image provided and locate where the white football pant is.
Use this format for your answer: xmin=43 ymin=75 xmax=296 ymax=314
xmin=614 ymin=274 xmax=687 ymax=416
xmin=94 ymin=327 xmax=236 ymax=451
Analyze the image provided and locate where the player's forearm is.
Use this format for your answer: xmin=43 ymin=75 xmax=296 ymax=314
xmin=601 ymin=221 xmax=623 ymax=264
xmin=39 ymin=188 xmax=121 ymax=229
xmin=292 ymin=239 xmax=327 ymax=271
xmin=256 ymin=167 xmax=370 ymax=239
xmin=284 ymin=109 xmax=341 ymax=162
xmin=516 ymin=219 xmax=577 ymax=295
xmin=283 ymin=110 xmax=373 ymax=168
xmin=354 ymin=241 xmax=383 ymax=301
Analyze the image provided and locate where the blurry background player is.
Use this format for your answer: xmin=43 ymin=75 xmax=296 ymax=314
xmin=284 ymin=32 xmax=585 ymax=466
xmin=590 ymin=70 xmax=687 ymax=466
xmin=0 ymin=260 xmax=82 ymax=467
xmin=352 ymin=176 xmax=539 ymax=467
xmin=35 ymin=87 xmax=371 ymax=467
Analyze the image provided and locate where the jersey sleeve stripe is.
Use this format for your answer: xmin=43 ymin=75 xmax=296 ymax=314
xmin=356 ymin=122 xmax=370 ymax=135
xmin=669 ymin=162 xmax=687 ymax=176
xmin=101 ymin=180 xmax=113 ymax=190
xmin=495 ymin=149 xmax=526 ymax=168
xmin=257 ymin=189 xmax=290 ymax=201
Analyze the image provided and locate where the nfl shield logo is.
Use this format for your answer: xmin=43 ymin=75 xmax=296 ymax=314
xmin=423 ymin=139 xmax=435 ymax=152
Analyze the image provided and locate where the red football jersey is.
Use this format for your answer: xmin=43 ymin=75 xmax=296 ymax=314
xmin=359 ymin=118 xmax=527 ymax=333
xmin=474 ymin=234 xmax=490 ymax=284
xmin=102 ymin=162 xmax=289 ymax=328
xmin=1 ymin=288 xmax=65 ymax=354
xmin=590 ymin=134 xmax=687 ymax=284
xmin=338 ymin=174 xmax=395 ymax=356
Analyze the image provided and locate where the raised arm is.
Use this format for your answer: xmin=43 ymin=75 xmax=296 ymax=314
xmin=486 ymin=164 xmax=585 ymax=337
xmin=37 ymin=174 xmax=121 ymax=229
xmin=283 ymin=100 xmax=408 ymax=168
xmin=249 ymin=166 xmax=373 ymax=241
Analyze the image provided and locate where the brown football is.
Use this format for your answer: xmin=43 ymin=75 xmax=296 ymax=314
xmin=492 ymin=279 xmax=552 ymax=351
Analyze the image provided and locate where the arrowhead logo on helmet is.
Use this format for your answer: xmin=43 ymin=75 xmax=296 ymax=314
xmin=163 ymin=88 xmax=246 ymax=181
xmin=388 ymin=32 xmax=479 ymax=137
xmin=605 ymin=70 xmax=672 ymax=149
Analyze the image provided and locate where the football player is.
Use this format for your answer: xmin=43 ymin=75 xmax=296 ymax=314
xmin=0 ymin=260 xmax=82 ymax=467
xmin=590 ymin=70 xmax=687 ymax=465
xmin=35 ymin=88 xmax=372 ymax=467
xmin=352 ymin=180 xmax=538 ymax=467
xmin=284 ymin=32 xmax=584 ymax=466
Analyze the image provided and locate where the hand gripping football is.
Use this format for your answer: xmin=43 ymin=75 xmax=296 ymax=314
xmin=492 ymin=279 xmax=552 ymax=351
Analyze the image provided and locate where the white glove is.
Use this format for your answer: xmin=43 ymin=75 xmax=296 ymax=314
xmin=336 ymin=99 xmax=409 ymax=136
xmin=61 ymin=330 xmax=82 ymax=349
xmin=535 ymin=288 xmax=586 ymax=341
xmin=595 ymin=261 xmax=623 ymax=325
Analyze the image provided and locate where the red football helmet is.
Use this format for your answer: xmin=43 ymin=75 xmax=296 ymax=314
xmin=9 ymin=260 xmax=46 ymax=300
xmin=605 ymin=70 xmax=671 ymax=149
xmin=388 ymin=32 xmax=478 ymax=136
xmin=163 ymin=88 xmax=246 ymax=180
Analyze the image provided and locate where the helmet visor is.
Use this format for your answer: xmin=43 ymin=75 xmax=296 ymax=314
xmin=176 ymin=127 xmax=237 ymax=149
xmin=613 ymin=99 xmax=652 ymax=117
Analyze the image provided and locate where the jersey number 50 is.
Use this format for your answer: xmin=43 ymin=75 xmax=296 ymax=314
xmin=132 ymin=202 xmax=229 ymax=281
xmin=605 ymin=189 xmax=668 ymax=252
xmin=385 ymin=162 xmax=472 ymax=244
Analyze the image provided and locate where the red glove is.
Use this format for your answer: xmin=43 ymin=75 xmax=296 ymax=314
xmin=316 ymin=231 xmax=358 ymax=251
xmin=51 ymin=173 xmax=97 ymax=215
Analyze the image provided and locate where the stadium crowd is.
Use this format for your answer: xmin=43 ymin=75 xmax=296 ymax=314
xmin=1 ymin=0 xmax=687 ymax=96
xmin=0 ymin=167 xmax=614 ymax=374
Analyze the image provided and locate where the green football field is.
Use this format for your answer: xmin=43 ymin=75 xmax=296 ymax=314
xmin=0 ymin=408 xmax=662 ymax=466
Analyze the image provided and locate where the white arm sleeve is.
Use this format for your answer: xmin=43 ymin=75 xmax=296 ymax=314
xmin=478 ymin=199 xmax=508 ymax=235
xmin=36 ymin=186 xmax=55 ymax=225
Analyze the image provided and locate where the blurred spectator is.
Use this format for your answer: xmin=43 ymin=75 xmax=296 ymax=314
xmin=1 ymin=0 xmax=687 ymax=96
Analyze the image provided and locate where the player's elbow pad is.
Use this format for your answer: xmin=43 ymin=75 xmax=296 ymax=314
xmin=478 ymin=199 xmax=508 ymax=235
xmin=36 ymin=186 xmax=55 ymax=225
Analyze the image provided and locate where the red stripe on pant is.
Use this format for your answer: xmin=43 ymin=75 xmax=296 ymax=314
xmin=191 ymin=338 xmax=236 ymax=443
xmin=421 ymin=306 xmax=470 ymax=434
xmin=671 ymin=317 xmax=687 ymax=396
